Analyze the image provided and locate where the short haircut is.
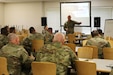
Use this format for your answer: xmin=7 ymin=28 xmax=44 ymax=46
xmin=68 ymin=15 xmax=71 ymax=18
xmin=4 ymin=26 xmax=9 ymax=30
xmin=7 ymin=33 xmax=18 ymax=41
xmin=1 ymin=27 xmax=8 ymax=36
xmin=29 ymin=27 xmax=35 ymax=33
xmin=53 ymin=32 xmax=65 ymax=43
xmin=97 ymin=29 xmax=102 ymax=34
xmin=10 ymin=27 xmax=15 ymax=33
xmin=91 ymin=30 xmax=99 ymax=37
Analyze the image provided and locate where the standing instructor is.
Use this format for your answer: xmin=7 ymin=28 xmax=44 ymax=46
xmin=64 ymin=15 xmax=82 ymax=34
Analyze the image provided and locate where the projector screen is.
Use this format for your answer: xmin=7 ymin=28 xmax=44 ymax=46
xmin=60 ymin=1 xmax=91 ymax=27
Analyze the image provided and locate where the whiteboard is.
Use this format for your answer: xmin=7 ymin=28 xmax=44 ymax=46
xmin=60 ymin=2 xmax=91 ymax=27
xmin=104 ymin=19 xmax=113 ymax=38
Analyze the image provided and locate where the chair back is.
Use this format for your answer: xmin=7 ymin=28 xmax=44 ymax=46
xmin=103 ymin=47 xmax=113 ymax=59
xmin=73 ymin=32 xmax=82 ymax=37
xmin=105 ymin=36 xmax=113 ymax=40
xmin=0 ymin=57 xmax=9 ymax=75
xmin=32 ymin=39 xmax=44 ymax=52
xmin=75 ymin=60 xmax=97 ymax=75
xmin=84 ymin=46 xmax=98 ymax=58
xmin=82 ymin=40 xmax=87 ymax=46
xmin=77 ymin=47 xmax=93 ymax=59
xmin=64 ymin=43 xmax=76 ymax=53
xmin=67 ymin=34 xmax=75 ymax=43
xmin=107 ymin=40 xmax=113 ymax=48
xmin=18 ymin=35 xmax=25 ymax=43
xmin=31 ymin=62 xmax=56 ymax=75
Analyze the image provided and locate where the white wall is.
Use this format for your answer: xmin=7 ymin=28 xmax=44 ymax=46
xmin=91 ymin=0 xmax=113 ymax=7
xmin=44 ymin=2 xmax=60 ymax=33
xmin=0 ymin=3 xmax=4 ymax=28
xmin=91 ymin=7 xmax=112 ymax=32
xmin=4 ymin=2 xmax=44 ymax=33
xmin=44 ymin=1 xmax=113 ymax=34
xmin=1 ymin=1 xmax=113 ymax=34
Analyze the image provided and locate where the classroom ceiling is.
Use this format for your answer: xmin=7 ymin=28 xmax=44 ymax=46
xmin=0 ymin=0 xmax=110 ymax=3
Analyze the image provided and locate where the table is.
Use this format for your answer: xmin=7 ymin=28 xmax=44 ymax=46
xmin=93 ymin=59 xmax=113 ymax=73
xmin=75 ymin=36 xmax=87 ymax=45
xmin=79 ymin=58 xmax=113 ymax=73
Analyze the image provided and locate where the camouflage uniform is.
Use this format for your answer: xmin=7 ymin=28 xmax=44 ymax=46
xmin=0 ymin=34 xmax=9 ymax=49
xmin=86 ymin=36 xmax=110 ymax=59
xmin=110 ymin=69 xmax=113 ymax=75
xmin=22 ymin=32 xmax=44 ymax=55
xmin=0 ymin=43 xmax=32 ymax=75
xmin=99 ymin=34 xmax=104 ymax=39
xmin=64 ymin=20 xmax=80 ymax=34
xmin=42 ymin=30 xmax=54 ymax=44
xmin=35 ymin=42 xmax=78 ymax=75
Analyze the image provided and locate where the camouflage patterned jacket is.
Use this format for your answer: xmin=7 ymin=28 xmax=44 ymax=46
xmin=42 ymin=30 xmax=54 ymax=44
xmin=0 ymin=34 xmax=9 ymax=49
xmin=110 ymin=69 xmax=113 ymax=75
xmin=0 ymin=43 xmax=32 ymax=75
xmin=64 ymin=20 xmax=80 ymax=34
xmin=86 ymin=36 xmax=110 ymax=59
xmin=35 ymin=42 xmax=78 ymax=75
xmin=22 ymin=32 xmax=44 ymax=55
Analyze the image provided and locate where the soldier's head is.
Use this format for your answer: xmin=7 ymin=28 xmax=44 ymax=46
xmin=1 ymin=27 xmax=9 ymax=36
xmin=91 ymin=30 xmax=99 ymax=37
xmin=4 ymin=25 xmax=9 ymax=33
xmin=8 ymin=33 xmax=20 ymax=45
xmin=9 ymin=27 xmax=16 ymax=33
xmin=97 ymin=29 xmax=103 ymax=35
xmin=53 ymin=32 xmax=65 ymax=44
xmin=67 ymin=15 xmax=71 ymax=21
xmin=29 ymin=27 xmax=36 ymax=34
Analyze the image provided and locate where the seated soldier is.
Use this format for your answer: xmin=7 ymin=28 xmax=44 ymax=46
xmin=22 ymin=27 xmax=44 ymax=56
xmin=0 ymin=27 xmax=9 ymax=49
xmin=0 ymin=33 xmax=34 ymax=75
xmin=35 ymin=32 xmax=78 ymax=75
xmin=85 ymin=30 xmax=110 ymax=59
xmin=42 ymin=25 xmax=54 ymax=44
